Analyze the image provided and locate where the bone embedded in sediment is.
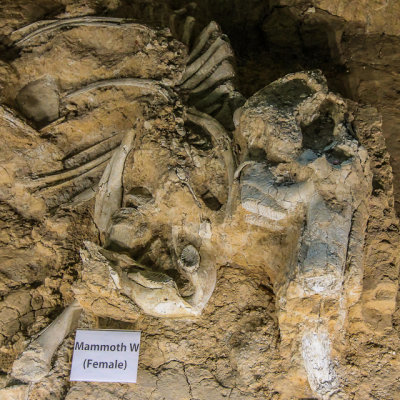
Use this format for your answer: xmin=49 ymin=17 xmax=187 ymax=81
xmin=119 ymin=265 xmax=200 ymax=318
xmin=7 ymin=21 xmax=187 ymax=106
xmin=125 ymin=239 xmax=215 ymax=317
xmin=12 ymin=17 xmax=145 ymax=47
xmin=182 ymin=36 xmax=226 ymax=83
xmin=105 ymin=207 xmax=152 ymax=251
xmin=94 ymin=128 xmax=136 ymax=237
xmin=236 ymin=70 xmax=372 ymax=397
xmin=240 ymin=162 xmax=315 ymax=222
xmin=184 ymin=249 xmax=217 ymax=312
xmin=190 ymin=62 xmax=235 ymax=94
xmin=169 ymin=3 xmax=196 ymax=41
xmin=76 ymin=241 xmax=209 ymax=319
xmin=10 ymin=300 xmax=82 ymax=383
xmin=181 ymin=43 xmax=234 ymax=90
xmin=187 ymin=21 xmax=221 ymax=64
xmin=74 ymin=241 xmax=141 ymax=322
xmin=181 ymin=16 xmax=196 ymax=46
xmin=299 ymin=198 xmax=353 ymax=295
xmin=301 ymin=330 xmax=339 ymax=399
xmin=186 ymin=108 xmax=235 ymax=214
xmin=193 ymin=83 xmax=233 ymax=109
xmin=181 ymin=38 xmax=232 ymax=87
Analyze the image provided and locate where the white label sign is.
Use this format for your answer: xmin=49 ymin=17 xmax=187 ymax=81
xmin=70 ymin=329 xmax=141 ymax=383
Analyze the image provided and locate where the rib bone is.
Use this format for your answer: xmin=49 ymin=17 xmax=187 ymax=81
xmin=12 ymin=17 xmax=150 ymax=46
xmin=180 ymin=41 xmax=233 ymax=90
xmin=193 ymin=83 xmax=233 ymax=109
xmin=63 ymin=78 xmax=172 ymax=102
xmin=181 ymin=16 xmax=196 ymax=46
xmin=28 ymin=151 xmax=113 ymax=190
xmin=181 ymin=37 xmax=226 ymax=84
xmin=187 ymin=21 xmax=220 ymax=64
xmin=190 ymin=61 xmax=235 ymax=94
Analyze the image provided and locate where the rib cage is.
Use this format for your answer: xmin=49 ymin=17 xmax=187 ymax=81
xmin=5 ymin=6 xmax=243 ymax=211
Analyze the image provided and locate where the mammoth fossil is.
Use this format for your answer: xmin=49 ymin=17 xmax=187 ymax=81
xmin=0 ymin=8 xmax=373 ymax=400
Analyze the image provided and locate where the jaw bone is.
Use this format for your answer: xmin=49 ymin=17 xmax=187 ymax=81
xmin=76 ymin=241 xmax=216 ymax=319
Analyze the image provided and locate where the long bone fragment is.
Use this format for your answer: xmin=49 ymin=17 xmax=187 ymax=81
xmin=0 ymin=105 xmax=38 ymax=137
xmin=11 ymin=300 xmax=82 ymax=383
xmin=12 ymin=17 xmax=151 ymax=46
xmin=63 ymin=132 xmax=123 ymax=169
xmin=36 ymin=161 xmax=109 ymax=201
xmin=9 ymin=19 xmax=57 ymax=40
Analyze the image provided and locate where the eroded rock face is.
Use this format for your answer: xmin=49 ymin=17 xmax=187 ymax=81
xmin=0 ymin=3 xmax=399 ymax=400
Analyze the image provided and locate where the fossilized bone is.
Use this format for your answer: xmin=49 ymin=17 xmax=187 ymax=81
xmin=169 ymin=2 xmax=197 ymax=46
xmin=94 ymin=128 xmax=136 ymax=237
xmin=63 ymin=78 xmax=172 ymax=102
xmin=10 ymin=17 xmax=150 ymax=46
xmin=178 ymin=20 xmax=244 ymax=129
xmin=186 ymin=108 xmax=236 ymax=215
xmin=78 ymin=239 xmax=216 ymax=318
xmin=235 ymin=70 xmax=372 ymax=399
xmin=180 ymin=38 xmax=233 ymax=87
xmin=11 ymin=300 xmax=82 ymax=383
xmin=3 ymin=5 xmax=215 ymax=328
xmin=0 ymin=9 xmax=241 ymax=396
xmin=0 ymin=7 xmax=375 ymax=399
